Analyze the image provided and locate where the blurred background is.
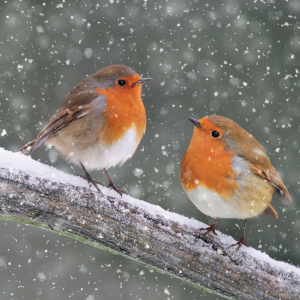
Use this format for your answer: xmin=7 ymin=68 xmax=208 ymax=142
xmin=0 ymin=0 xmax=300 ymax=299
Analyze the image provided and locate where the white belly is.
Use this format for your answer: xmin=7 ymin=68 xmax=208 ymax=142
xmin=185 ymin=184 xmax=263 ymax=220
xmin=66 ymin=127 xmax=140 ymax=170
xmin=182 ymin=155 xmax=273 ymax=220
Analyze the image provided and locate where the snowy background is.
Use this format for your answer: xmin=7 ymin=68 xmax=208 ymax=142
xmin=0 ymin=0 xmax=300 ymax=299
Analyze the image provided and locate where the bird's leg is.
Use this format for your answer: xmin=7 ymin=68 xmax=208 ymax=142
xmin=103 ymin=168 xmax=125 ymax=196
xmin=230 ymin=219 xmax=250 ymax=250
xmin=78 ymin=161 xmax=103 ymax=195
xmin=196 ymin=218 xmax=219 ymax=238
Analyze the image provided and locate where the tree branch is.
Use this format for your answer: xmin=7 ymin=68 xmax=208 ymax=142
xmin=0 ymin=148 xmax=299 ymax=300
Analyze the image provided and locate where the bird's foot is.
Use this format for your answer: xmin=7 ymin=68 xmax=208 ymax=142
xmin=79 ymin=174 xmax=103 ymax=195
xmin=78 ymin=161 xmax=103 ymax=195
xmin=103 ymin=168 xmax=125 ymax=196
xmin=198 ymin=225 xmax=218 ymax=237
xmin=194 ymin=218 xmax=219 ymax=239
xmin=230 ymin=219 xmax=249 ymax=250
xmin=106 ymin=181 xmax=126 ymax=196
xmin=230 ymin=236 xmax=249 ymax=251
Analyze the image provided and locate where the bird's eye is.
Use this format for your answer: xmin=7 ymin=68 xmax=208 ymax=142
xmin=211 ymin=131 xmax=220 ymax=138
xmin=118 ymin=79 xmax=126 ymax=86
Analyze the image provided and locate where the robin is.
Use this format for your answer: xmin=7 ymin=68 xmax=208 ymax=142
xmin=19 ymin=65 xmax=152 ymax=195
xmin=180 ymin=115 xmax=291 ymax=249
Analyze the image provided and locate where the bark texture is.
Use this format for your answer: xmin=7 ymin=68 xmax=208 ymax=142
xmin=0 ymin=160 xmax=299 ymax=300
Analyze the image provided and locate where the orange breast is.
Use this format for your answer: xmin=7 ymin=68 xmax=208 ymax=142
xmin=94 ymin=75 xmax=146 ymax=146
xmin=181 ymin=129 xmax=238 ymax=200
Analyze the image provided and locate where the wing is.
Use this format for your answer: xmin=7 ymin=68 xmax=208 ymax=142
xmin=19 ymin=89 xmax=101 ymax=155
xmin=233 ymin=138 xmax=291 ymax=206
xmin=251 ymin=165 xmax=291 ymax=205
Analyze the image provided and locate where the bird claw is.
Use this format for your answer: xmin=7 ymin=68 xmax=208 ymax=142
xmin=106 ymin=181 xmax=126 ymax=197
xmin=195 ymin=218 xmax=219 ymax=239
xmin=78 ymin=161 xmax=103 ymax=195
xmin=79 ymin=174 xmax=103 ymax=195
xmin=230 ymin=237 xmax=249 ymax=250
xmin=102 ymin=168 xmax=126 ymax=197
xmin=193 ymin=225 xmax=218 ymax=243
xmin=78 ymin=161 xmax=104 ymax=196
xmin=199 ymin=226 xmax=218 ymax=237
xmin=78 ymin=174 xmax=102 ymax=185
xmin=230 ymin=219 xmax=249 ymax=250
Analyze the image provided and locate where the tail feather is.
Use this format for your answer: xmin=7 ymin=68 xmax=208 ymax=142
xmin=18 ymin=135 xmax=49 ymax=155
xmin=263 ymin=204 xmax=278 ymax=220
xmin=18 ymin=140 xmax=36 ymax=155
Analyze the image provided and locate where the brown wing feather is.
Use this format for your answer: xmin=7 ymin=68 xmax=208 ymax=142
xmin=40 ymin=106 xmax=91 ymax=138
xmin=268 ymin=168 xmax=291 ymax=205
xmin=19 ymin=89 xmax=100 ymax=155
xmin=251 ymin=165 xmax=291 ymax=205
xmin=28 ymin=105 xmax=93 ymax=155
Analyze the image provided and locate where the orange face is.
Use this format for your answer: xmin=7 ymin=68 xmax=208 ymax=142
xmin=180 ymin=117 xmax=238 ymax=199
xmin=93 ymin=74 xmax=146 ymax=146
xmin=191 ymin=117 xmax=226 ymax=147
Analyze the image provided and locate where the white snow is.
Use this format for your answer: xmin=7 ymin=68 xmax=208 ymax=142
xmin=37 ymin=272 xmax=46 ymax=281
xmin=84 ymin=48 xmax=93 ymax=59
xmin=133 ymin=168 xmax=144 ymax=178
xmin=0 ymin=257 xmax=6 ymax=267
xmin=1 ymin=147 xmax=300 ymax=279
xmin=0 ymin=147 xmax=87 ymax=188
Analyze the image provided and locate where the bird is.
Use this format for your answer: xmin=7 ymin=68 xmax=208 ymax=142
xmin=180 ymin=115 xmax=291 ymax=249
xmin=19 ymin=64 xmax=152 ymax=195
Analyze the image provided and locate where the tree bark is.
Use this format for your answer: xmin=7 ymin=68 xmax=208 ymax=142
xmin=0 ymin=150 xmax=300 ymax=300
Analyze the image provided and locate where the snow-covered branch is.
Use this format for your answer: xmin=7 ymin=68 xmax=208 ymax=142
xmin=0 ymin=148 xmax=299 ymax=300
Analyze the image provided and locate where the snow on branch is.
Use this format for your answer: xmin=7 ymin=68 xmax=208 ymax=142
xmin=0 ymin=147 xmax=299 ymax=300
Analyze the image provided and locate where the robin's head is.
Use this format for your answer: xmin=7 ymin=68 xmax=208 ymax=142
xmin=188 ymin=115 xmax=265 ymax=157
xmin=92 ymin=65 xmax=152 ymax=91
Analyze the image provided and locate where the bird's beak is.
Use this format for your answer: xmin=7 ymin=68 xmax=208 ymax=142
xmin=188 ymin=117 xmax=201 ymax=129
xmin=135 ymin=78 xmax=152 ymax=85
